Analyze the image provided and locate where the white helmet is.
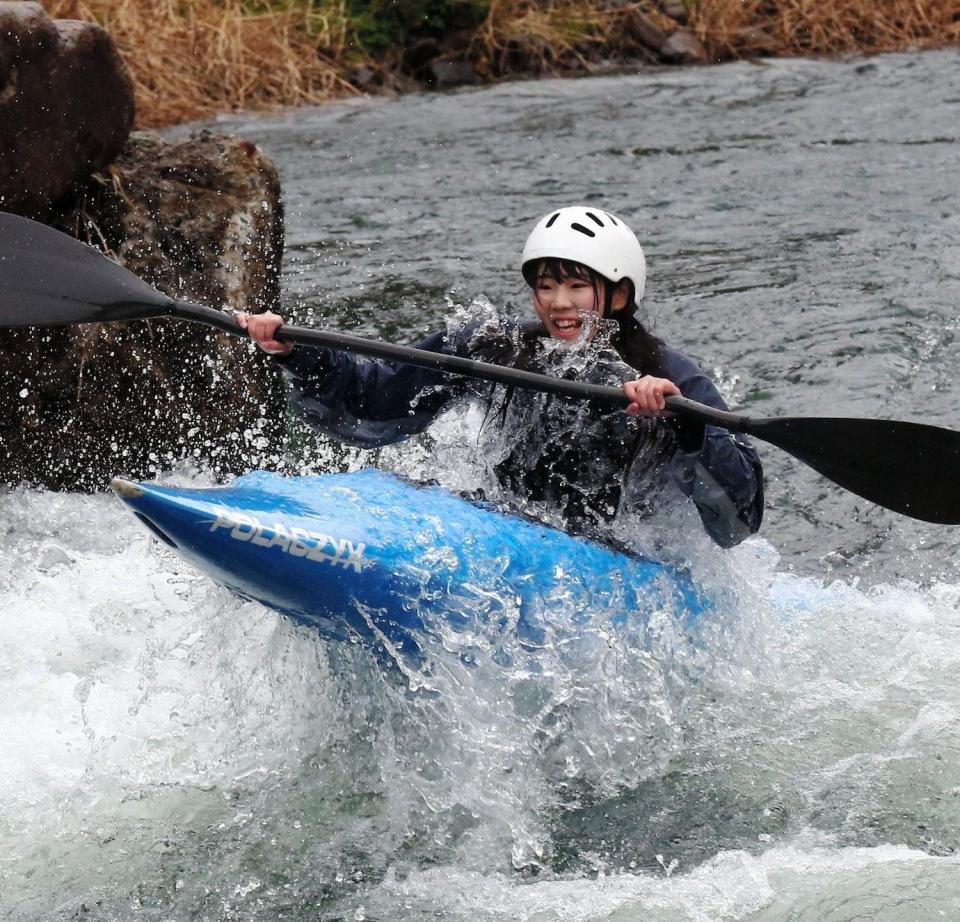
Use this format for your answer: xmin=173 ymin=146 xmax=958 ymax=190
xmin=521 ymin=205 xmax=646 ymax=304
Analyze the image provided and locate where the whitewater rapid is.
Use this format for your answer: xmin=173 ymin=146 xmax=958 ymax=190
xmin=5 ymin=45 xmax=960 ymax=921
xmin=4 ymin=475 xmax=960 ymax=919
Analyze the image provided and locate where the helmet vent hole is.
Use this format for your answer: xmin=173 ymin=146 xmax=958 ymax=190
xmin=545 ymin=212 xmax=560 ymax=228
xmin=570 ymin=222 xmax=596 ymax=238
xmin=586 ymin=211 xmax=604 ymax=227
xmin=604 ymin=212 xmax=619 ymax=225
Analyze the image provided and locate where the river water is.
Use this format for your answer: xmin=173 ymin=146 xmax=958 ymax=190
xmin=3 ymin=49 xmax=960 ymax=920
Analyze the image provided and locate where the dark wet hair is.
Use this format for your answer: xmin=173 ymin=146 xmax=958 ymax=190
xmin=523 ymin=257 xmax=664 ymax=377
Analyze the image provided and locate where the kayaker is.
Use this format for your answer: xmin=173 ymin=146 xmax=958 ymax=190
xmin=239 ymin=206 xmax=763 ymax=548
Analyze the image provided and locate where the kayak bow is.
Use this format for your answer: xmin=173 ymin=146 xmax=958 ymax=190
xmin=112 ymin=469 xmax=709 ymax=666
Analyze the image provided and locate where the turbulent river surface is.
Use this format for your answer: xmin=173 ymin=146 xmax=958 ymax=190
xmin=4 ymin=49 xmax=960 ymax=920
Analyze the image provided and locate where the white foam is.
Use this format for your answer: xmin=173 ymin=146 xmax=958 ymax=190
xmin=363 ymin=838 xmax=960 ymax=921
xmin=4 ymin=482 xmax=960 ymax=919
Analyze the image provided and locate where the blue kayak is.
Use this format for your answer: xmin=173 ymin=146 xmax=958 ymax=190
xmin=111 ymin=470 xmax=708 ymax=665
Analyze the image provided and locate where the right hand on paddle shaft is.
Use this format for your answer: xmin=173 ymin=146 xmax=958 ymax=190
xmin=623 ymin=375 xmax=682 ymax=417
xmin=237 ymin=311 xmax=294 ymax=356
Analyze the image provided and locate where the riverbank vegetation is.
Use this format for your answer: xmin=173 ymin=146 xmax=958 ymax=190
xmin=46 ymin=0 xmax=958 ymax=127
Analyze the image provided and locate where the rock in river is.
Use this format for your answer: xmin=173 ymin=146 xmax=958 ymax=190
xmin=0 ymin=131 xmax=288 ymax=491
xmin=0 ymin=1 xmax=135 ymax=218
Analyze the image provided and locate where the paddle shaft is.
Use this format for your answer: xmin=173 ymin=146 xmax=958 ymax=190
xmin=171 ymin=301 xmax=960 ymax=525
xmin=3 ymin=211 xmax=959 ymax=523
xmin=170 ymin=301 xmax=743 ymax=429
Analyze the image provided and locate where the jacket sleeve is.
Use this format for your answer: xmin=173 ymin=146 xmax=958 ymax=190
xmin=660 ymin=347 xmax=764 ymax=548
xmin=275 ymin=330 xmax=465 ymax=448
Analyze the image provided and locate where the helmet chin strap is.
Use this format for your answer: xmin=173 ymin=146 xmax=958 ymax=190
xmin=606 ymin=280 xmax=638 ymax=320
xmin=602 ymin=286 xmax=614 ymax=319
xmin=603 ymin=279 xmax=633 ymax=319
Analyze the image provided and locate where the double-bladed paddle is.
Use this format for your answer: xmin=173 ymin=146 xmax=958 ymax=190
xmin=1 ymin=210 xmax=958 ymax=524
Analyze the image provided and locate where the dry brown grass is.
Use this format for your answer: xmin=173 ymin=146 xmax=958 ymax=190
xmin=472 ymin=0 xmax=958 ymax=77
xmin=472 ymin=0 xmax=677 ymax=74
xmin=689 ymin=0 xmax=960 ymax=60
xmin=473 ymin=0 xmax=610 ymax=73
xmin=43 ymin=0 xmax=960 ymax=126
xmin=44 ymin=0 xmax=361 ymax=127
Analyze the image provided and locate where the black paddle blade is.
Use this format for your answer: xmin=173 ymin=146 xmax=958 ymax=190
xmin=749 ymin=416 xmax=960 ymax=524
xmin=0 ymin=211 xmax=173 ymax=328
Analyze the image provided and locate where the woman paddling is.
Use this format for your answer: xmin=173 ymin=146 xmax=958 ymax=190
xmin=240 ymin=206 xmax=763 ymax=547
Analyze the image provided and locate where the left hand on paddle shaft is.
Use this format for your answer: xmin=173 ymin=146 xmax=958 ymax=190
xmin=623 ymin=376 xmax=682 ymax=417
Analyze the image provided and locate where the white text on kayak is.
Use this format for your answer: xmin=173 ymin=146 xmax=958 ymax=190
xmin=208 ymin=507 xmax=365 ymax=572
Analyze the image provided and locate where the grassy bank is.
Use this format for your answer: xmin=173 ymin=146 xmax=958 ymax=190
xmin=47 ymin=0 xmax=958 ymax=127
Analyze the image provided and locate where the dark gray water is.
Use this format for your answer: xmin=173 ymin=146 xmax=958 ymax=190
xmin=243 ymin=49 xmax=960 ymax=585
xmin=4 ymin=49 xmax=960 ymax=921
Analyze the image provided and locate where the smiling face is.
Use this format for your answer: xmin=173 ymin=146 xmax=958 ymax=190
xmin=530 ymin=259 xmax=631 ymax=341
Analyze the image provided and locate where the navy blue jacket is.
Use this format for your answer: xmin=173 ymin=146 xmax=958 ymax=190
xmin=277 ymin=317 xmax=763 ymax=547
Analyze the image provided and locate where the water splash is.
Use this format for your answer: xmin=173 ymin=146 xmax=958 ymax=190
xmin=4 ymin=45 xmax=960 ymax=921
